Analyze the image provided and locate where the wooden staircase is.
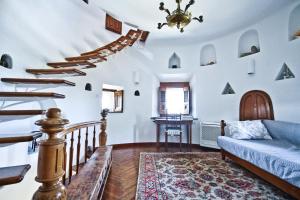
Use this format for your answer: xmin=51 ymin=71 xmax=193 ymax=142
xmin=0 ymin=29 xmax=143 ymax=198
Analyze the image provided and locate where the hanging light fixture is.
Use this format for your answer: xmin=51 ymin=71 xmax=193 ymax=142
xmin=157 ymin=0 xmax=203 ymax=33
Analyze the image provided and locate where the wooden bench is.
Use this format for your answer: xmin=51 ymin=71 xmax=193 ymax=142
xmin=67 ymin=146 xmax=113 ymax=200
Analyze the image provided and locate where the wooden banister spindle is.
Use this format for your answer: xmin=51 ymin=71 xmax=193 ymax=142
xmin=76 ymin=129 xmax=81 ymax=174
xmin=100 ymin=109 xmax=109 ymax=146
xmin=62 ymin=134 xmax=67 ymax=185
xmin=32 ymin=108 xmax=69 ymax=200
xmin=84 ymin=127 xmax=88 ymax=163
xmin=68 ymin=131 xmax=74 ymax=184
xmin=92 ymin=125 xmax=96 ymax=152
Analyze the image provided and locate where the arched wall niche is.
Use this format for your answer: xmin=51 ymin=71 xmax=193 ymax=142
xmin=238 ymin=29 xmax=260 ymax=58
xmin=200 ymin=44 xmax=217 ymax=66
xmin=288 ymin=4 xmax=300 ymax=41
xmin=168 ymin=52 xmax=181 ymax=69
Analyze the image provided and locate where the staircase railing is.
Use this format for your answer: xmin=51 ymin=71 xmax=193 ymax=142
xmin=32 ymin=108 xmax=109 ymax=200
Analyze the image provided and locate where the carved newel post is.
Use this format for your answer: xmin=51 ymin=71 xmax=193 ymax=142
xmin=100 ymin=109 xmax=109 ymax=146
xmin=33 ymin=108 xmax=69 ymax=200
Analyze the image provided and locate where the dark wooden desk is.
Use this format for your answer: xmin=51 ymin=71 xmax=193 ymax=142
xmin=151 ymin=117 xmax=197 ymax=151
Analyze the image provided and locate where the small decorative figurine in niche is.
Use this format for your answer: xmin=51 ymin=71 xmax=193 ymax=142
xmin=294 ymin=30 xmax=300 ymax=38
xmin=251 ymin=45 xmax=259 ymax=53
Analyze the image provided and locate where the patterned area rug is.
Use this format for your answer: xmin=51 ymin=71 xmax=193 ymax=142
xmin=136 ymin=152 xmax=293 ymax=200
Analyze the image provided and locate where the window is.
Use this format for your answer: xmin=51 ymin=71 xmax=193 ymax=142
xmin=102 ymin=84 xmax=124 ymax=113
xmin=158 ymin=82 xmax=190 ymax=115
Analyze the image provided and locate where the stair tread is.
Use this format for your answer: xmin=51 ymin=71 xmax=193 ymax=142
xmin=81 ymin=45 xmax=115 ymax=56
xmin=65 ymin=53 xmax=107 ymax=63
xmin=47 ymin=60 xmax=96 ymax=69
xmin=0 ymin=131 xmax=42 ymax=144
xmin=0 ymin=164 xmax=31 ymax=186
xmin=26 ymin=68 xmax=86 ymax=76
xmin=0 ymin=109 xmax=45 ymax=115
xmin=1 ymin=78 xmax=75 ymax=86
xmin=0 ymin=92 xmax=65 ymax=98
xmin=0 ymin=92 xmax=65 ymax=101
xmin=126 ymin=29 xmax=142 ymax=46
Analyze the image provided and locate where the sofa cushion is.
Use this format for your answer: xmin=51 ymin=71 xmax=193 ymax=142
xmin=217 ymin=136 xmax=300 ymax=188
xmin=227 ymin=120 xmax=272 ymax=140
xmin=262 ymin=120 xmax=300 ymax=147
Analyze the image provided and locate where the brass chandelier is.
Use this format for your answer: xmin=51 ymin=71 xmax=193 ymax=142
xmin=157 ymin=0 xmax=203 ymax=33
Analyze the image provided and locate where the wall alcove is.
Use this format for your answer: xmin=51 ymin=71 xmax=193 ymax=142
xmin=288 ymin=4 xmax=300 ymax=41
xmin=200 ymin=44 xmax=217 ymax=66
xmin=168 ymin=53 xmax=181 ymax=69
xmin=222 ymin=82 xmax=235 ymax=95
xmin=275 ymin=63 xmax=295 ymax=80
xmin=238 ymin=29 xmax=260 ymax=58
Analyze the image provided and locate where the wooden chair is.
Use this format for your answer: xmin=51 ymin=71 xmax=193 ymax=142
xmin=164 ymin=114 xmax=182 ymax=151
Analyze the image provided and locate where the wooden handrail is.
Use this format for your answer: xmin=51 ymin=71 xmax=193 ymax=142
xmin=33 ymin=108 xmax=109 ymax=200
xmin=61 ymin=121 xmax=101 ymax=135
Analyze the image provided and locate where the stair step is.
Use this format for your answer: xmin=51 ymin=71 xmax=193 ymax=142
xmin=0 ymin=92 xmax=65 ymax=101
xmin=0 ymin=131 xmax=42 ymax=144
xmin=81 ymin=45 xmax=115 ymax=57
xmin=115 ymin=36 xmax=132 ymax=49
xmin=0 ymin=110 xmax=45 ymax=122
xmin=126 ymin=29 xmax=142 ymax=46
xmin=65 ymin=53 xmax=107 ymax=64
xmin=26 ymin=68 xmax=86 ymax=77
xmin=47 ymin=60 xmax=96 ymax=69
xmin=1 ymin=78 xmax=75 ymax=87
xmin=0 ymin=165 xmax=31 ymax=186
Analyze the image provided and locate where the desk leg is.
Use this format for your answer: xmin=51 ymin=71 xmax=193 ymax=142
xmin=156 ymin=124 xmax=160 ymax=150
xmin=189 ymin=123 xmax=192 ymax=152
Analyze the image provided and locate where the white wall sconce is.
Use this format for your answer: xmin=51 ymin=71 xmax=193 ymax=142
xmin=133 ymin=71 xmax=140 ymax=85
xmin=248 ymin=59 xmax=255 ymax=75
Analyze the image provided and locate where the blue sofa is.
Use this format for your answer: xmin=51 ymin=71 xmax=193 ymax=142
xmin=218 ymin=120 xmax=300 ymax=198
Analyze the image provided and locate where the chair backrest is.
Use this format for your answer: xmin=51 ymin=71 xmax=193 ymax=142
xmin=166 ymin=114 xmax=182 ymax=129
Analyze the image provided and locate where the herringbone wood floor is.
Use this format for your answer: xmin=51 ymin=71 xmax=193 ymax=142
xmin=102 ymin=144 xmax=217 ymax=200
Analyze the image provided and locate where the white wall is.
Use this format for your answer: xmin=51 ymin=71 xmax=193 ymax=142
xmin=0 ymin=1 xmax=299 ymax=199
xmin=145 ymin=2 xmax=300 ymax=144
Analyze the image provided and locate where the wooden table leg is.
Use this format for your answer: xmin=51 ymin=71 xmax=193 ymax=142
xmin=156 ymin=124 xmax=160 ymax=150
xmin=189 ymin=123 xmax=192 ymax=152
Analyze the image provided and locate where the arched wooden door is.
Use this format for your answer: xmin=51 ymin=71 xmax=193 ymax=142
xmin=240 ymin=90 xmax=274 ymax=121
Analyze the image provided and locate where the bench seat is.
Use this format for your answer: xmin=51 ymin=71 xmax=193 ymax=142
xmin=67 ymin=146 xmax=113 ymax=200
xmin=218 ymin=136 xmax=300 ymax=188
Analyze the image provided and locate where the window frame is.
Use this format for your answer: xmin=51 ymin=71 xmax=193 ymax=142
xmin=158 ymin=82 xmax=191 ymax=116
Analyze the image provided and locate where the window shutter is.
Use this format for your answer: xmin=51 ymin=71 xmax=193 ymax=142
xmin=158 ymin=87 xmax=166 ymax=115
xmin=183 ymin=87 xmax=190 ymax=114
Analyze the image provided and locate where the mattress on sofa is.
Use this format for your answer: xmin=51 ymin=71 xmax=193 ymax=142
xmin=217 ymin=136 xmax=300 ymax=188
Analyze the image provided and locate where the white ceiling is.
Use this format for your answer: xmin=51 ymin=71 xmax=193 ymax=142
xmin=95 ymin=0 xmax=294 ymax=43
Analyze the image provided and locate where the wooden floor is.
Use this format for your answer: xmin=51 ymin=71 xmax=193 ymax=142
xmin=102 ymin=143 xmax=217 ymax=200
